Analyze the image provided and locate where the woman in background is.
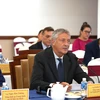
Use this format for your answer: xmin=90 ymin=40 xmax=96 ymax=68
xmin=72 ymin=22 xmax=92 ymax=52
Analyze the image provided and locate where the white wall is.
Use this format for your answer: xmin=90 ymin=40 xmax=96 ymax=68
xmin=0 ymin=0 xmax=97 ymax=36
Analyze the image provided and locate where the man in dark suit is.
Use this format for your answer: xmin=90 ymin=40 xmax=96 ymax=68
xmin=29 ymin=27 xmax=54 ymax=50
xmin=30 ymin=28 xmax=93 ymax=91
xmin=37 ymin=29 xmax=43 ymax=42
xmin=83 ymin=38 xmax=100 ymax=66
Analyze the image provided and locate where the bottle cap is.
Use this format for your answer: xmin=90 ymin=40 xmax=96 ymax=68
xmin=82 ymin=78 xmax=86 ymax=81
xmin=91 ymin=57 xmax=94 ymax=60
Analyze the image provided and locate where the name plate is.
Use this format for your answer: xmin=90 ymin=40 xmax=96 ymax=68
xmin=2 ymin=89 xmax=29 ymax=100
xmin=0 ymin=64 xmax=10 ymax=74
xmin=87 ymin=84 xmax=100 ymax=97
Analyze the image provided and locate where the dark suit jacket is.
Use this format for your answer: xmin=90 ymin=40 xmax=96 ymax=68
xmin=83 ymin=39 xmax=100 ymax=66
xmin=30 ymin=47 xmax=93 ymax=91
xmin=29 ymin=41 xmax=43 ymax=49
xmin=0 ymin=70 xmax=5 ymax=86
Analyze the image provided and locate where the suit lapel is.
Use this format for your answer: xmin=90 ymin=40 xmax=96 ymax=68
xmin=45 ymin=48 xmax=58 ymax=80
xmin=63 ymin=54 xmax=71 ymax=81
xmin=94 ymin=39 xmax=100 ymax=57
xmin=45 ymin=48 xmax=71 ymax=81
xmin=38 ymin=42 xmax=43 ymax=49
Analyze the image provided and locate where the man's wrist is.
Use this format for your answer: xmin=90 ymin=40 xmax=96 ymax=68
xmin=87 ymin=81 xmax=93 ymax=84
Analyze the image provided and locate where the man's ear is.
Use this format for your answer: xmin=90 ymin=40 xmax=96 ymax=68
xmin=51 ymin=40 xmax=56 ymax=45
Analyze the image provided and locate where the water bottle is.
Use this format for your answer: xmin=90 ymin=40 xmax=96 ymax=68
xmin=1 ymin=82 xmax=9 ymax=90
xmin=81 ymin=78 xmax=87 ymax=96
xmin=0 ymin=54 xmax=3 ymax=63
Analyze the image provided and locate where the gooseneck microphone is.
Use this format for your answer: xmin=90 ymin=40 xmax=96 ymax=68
xmin=78 ymin=59 xmax=100 ymax=83
xmin=36 ymin=86 xmax=46 ymax=95
xmin=88 ymin=66 xmax=100 ymax=83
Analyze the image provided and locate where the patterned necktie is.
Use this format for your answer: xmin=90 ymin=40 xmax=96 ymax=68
xmin=57 ymin=58 xmax=64 ymax=82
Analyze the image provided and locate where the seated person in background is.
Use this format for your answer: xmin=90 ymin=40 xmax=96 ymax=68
xmin=29 ymin=27 xmax=54 ymax=50
xmin=37 ymin=29 xmax=43 ymax=42
xmin=0 ymin=70 xmax=5 ymax=86
xmin=30 ymin=28 xmax=93 ymax=91
xmin=83 ymin=38 xmax=100 ymax=66
xmin=72 ymin=22 xmax=92 ymax=52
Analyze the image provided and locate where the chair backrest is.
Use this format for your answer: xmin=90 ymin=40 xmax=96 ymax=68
xmin=13 ymin=37 xmax=26 ymax=42
xmin=19 ymin=42 xmax=32 ymax=51
xmin=88 ymin=58 xmax=100 ymax=66
xmin=0 ymin=45 xmax=2 ymax=53
xmin=14 ymin=55 xmax=35 ymax=89
xmin=88 ymin=58 xmax=100 ymax=76
xmin=72 ymin=50 xmax=85 ymax=64
xmin=15 ymin=65 xmax=23 ymax=88
xmin=14 ymin=42 xmax=32 ymax=56
xmin=21 ymin=59 xmax=30 ymax=88
xmin=28 ymin=37 xmax=38 ymax=44
xmin=14 ymin=43 xmax=24 ymax=56
xmin=72 ymin=50 xmax=85 ymax=59
xmin=28 ymin=54 xmax=36 ymax=79
xmin=13 ymin=37 xmax=26 ymax=56
xmin=68 ymin=44 xmax=73 ymax=52
xmin=13 ymin=37 xmax=26 ymax=46
xmin=9 ymin=50 xmax=38 ymax=89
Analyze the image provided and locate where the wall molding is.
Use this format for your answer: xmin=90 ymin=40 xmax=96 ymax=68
xmin=0 ymin=35 xmax=97 ymax=40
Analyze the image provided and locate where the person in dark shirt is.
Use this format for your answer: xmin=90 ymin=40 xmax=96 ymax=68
xmin=29 ymin=26 xmax=54 ymax=50
xmin=30 ymin=28 xmax=93 ymax=91
xmin=83 ymin=38 xmax=100 ymax=66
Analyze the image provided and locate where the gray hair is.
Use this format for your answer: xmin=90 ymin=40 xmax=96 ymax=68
xmin=52 ymin=28 xmax=71 ymax=40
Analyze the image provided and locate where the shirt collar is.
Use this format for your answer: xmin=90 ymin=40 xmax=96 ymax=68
xmin=42 ymin=42 xmax=48 ymax=50
xmin=53 ymin=51 xmax=63 ymax=59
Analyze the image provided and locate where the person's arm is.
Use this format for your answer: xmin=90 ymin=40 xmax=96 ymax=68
xmin=74 ymin=63 xmax=94 ymax=83
xmin=72 ymin=53 xmax=94 ymax=83
xmin=0 ymin=70 xmax=5 ymax=86
xmin=30 ymin=54 xmax=50 ymax=91
xmin=83 ymin=44 xmax=92 ymax=66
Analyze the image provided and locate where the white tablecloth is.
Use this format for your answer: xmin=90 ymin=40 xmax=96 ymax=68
xmin=4 ymin=75 xmax=12 ymax=89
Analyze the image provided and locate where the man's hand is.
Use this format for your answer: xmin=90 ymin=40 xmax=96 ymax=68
xmin=60 ymin=82 xmax=72 ymax=92
xmin=87 ymin=81 xmax=93 ymax=84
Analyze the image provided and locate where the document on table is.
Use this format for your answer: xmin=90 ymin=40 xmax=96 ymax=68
xmin=71 ymin=84 xmax=81 ymax=91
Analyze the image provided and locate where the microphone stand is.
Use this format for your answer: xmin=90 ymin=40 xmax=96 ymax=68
xmin=88 ymin=67 xmax=100 ymax=83
xmin=78 ymin=59 xmax=100 ymax=83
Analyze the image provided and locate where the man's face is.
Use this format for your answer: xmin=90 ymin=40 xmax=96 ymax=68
xmin=52 ymin=33 xmax=71 ymax=57
xmin=42 ymin=30 xmax=53 ymax=46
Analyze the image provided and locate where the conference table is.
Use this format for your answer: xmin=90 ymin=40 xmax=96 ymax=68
xmin=29 ymin=90 xmax=100 ymax=100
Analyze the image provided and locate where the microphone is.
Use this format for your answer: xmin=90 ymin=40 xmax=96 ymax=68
xmin=36 ymin=86 xmax=46 ymax=95
xmin=21 ymin=42 xmax=24 ymax=46
xmin=78 ymin=59 xmax=100 ymax=83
